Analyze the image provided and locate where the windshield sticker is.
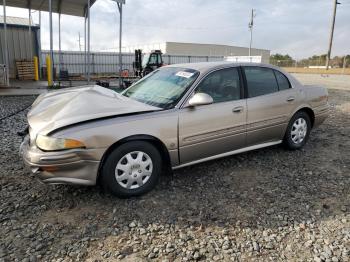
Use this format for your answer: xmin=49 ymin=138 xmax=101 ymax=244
xmin=175 ymin=71 xmax=194 ymax=78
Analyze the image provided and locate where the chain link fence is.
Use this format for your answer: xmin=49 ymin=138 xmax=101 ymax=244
xmin=270 ymin=58 xmax=349 ymax=68
xmin=41 ymin=51 xmax=224 ymax=77
xmin=39 ymin=51 xmax=350 ymax=77
xmin=270 ymin=58 xmax=349 ymax=74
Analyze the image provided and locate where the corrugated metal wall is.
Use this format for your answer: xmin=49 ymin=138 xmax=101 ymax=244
xmin=0 ymin=25 xmax=39 ymax=78
xmin=41 ymin=51 xmax=135 ymax=75
xmin=41 ymin=50 xmax=225 ymax=76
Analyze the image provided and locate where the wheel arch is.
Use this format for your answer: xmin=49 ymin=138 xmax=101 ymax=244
xmin=96 ymin=134 xmax=172 ymax=184
xmin=294 ymin=106 xmax=315 ymax=127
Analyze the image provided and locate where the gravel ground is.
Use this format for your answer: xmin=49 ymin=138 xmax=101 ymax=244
xmin=0 ymin=81 xmax=349 ymax=261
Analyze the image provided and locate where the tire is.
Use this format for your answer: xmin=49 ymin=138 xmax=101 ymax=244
xmin=283 ymin=111 xmax=312 ymax=150
xmin=100 ymin=141 xmax=162 ymax=198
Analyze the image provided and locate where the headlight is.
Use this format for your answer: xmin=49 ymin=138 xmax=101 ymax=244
xmin=36 ymin=134 xmax=85 ymax=151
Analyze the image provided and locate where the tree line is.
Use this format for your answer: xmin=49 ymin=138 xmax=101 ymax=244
xmin=270 ymin=54 xmax=350 ymax=68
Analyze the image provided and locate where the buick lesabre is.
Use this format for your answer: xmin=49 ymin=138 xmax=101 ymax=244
xmin=20 ymin=62 xmax=329 ymax=197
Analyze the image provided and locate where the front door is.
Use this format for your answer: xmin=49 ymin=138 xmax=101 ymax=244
xmin=178 ymin=67 xmax=247 ymax=164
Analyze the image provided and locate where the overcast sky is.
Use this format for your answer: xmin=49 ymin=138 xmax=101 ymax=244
xmin=1 ymin=0 xmax=349 ymax=59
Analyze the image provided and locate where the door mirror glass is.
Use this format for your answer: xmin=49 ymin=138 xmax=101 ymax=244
xmin=188 ymin=93 xmax=214 ymax=107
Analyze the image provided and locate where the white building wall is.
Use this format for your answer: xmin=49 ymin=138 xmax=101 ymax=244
xmin=122 ymin=41 xmax=270 ymax=63
xmin=165 ymin=42 xmax=270 ymax=63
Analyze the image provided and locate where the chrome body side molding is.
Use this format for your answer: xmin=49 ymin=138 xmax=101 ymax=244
xmin=172 ymin=140 xmax=282 ymax=170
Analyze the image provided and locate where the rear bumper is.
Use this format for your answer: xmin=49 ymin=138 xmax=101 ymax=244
xmin=20 ymin=136 xmax=104 ymax=186
xmin=314 ymin=105 xmax=330 ymax=127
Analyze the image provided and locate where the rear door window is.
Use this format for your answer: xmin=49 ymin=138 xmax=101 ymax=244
xmin=243 ymin=67 xmax=279 ymax=98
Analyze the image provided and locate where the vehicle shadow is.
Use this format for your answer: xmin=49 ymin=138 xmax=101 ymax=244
xmin=33 ymin=123 xmax=348 ymax=232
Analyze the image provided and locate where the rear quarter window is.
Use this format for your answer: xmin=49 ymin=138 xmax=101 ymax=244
xmin=274 ymin=70 xmax=291 ymax=91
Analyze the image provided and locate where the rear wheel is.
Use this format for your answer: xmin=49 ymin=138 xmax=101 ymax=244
xmin=101 ymin=141 xmax=162 ymax=197
xmin=283 ymin=111 xmax=311 ymax=150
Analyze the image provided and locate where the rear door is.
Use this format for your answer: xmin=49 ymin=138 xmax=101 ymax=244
xmin=243 ymin=66 xmax=297 ymax=146
xmin=178 ymin=67 xmax=247 ymax=164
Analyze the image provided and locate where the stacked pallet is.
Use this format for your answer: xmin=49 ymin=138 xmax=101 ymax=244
xmin=16 ymin=60 xmax=35 ymax=80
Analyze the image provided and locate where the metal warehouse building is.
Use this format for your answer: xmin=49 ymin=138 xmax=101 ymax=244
xmin=0 ymin=16 xmax=40 ymax=78
xmin=129 ymin=42 xmax=271 ymax=63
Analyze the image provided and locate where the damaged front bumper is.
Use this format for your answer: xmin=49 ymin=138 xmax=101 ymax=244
xmin=20 ymin=135 xmax=104 ymax=186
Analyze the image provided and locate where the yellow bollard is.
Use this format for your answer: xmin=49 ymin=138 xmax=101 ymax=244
xmin=46 ymin=55 xmax=52 ymax=86
xmin=33 ymin=56 xmax=39 ymax=81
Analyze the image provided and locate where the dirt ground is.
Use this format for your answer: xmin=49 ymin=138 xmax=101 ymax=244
xmin=291 ymin=73 xmax=350 ymax=92
xmin=0 ymin=74 xmax=349 ymax=262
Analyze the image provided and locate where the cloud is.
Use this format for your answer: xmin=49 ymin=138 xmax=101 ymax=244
xmin=1 ymin=0 xmax=349 ymax=59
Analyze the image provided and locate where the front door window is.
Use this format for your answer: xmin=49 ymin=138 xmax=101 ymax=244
xmin=195 ymin=67 xmax=241 ymax=103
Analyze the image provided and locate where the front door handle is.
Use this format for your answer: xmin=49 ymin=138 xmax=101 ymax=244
xmin=232 ymin=106 xmax=244 ymax=113
xmin=287 ymin=97 xmax=295 ymax=102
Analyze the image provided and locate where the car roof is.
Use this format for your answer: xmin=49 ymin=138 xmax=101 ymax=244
xmin=165 ymin=61 xmax=282 ymax=74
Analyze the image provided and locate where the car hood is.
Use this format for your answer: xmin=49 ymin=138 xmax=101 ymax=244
xmin=28 ymin=85 xmax=161 ymax=135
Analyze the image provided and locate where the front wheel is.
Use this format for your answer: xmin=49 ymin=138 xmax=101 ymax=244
xmin=283 ymin=111 xmax=311 ymax=150
xmin=100 ymin=141 xmax=162 ymax=197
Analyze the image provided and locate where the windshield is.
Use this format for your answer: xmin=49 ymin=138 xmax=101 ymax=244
xmin=122 ymin=67 xmax=199 ymax=109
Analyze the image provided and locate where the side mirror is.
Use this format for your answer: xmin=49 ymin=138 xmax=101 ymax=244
xmin=188 ymin=93 xmax=214 ymax=107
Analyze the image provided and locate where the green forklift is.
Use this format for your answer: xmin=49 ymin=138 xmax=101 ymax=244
xmin=96 ymin=49 xmax=164 ymax=89
xmin=133 ymin=49 xmax=164 ymax=77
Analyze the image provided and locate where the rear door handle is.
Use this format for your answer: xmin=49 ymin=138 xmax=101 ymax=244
xmin=232 ymin=106 xmax=244 ymax=113
xmin=287 ymin=97 xmax=295 ymax=102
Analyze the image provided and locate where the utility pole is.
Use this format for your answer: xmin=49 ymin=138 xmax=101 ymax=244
xmin=326 ymin=0 xmax=341 ymax=70
xmin=3 ymin=0 xmax=10 ymax=86
xmin=112 ymin=0 xmax=125 ymax=88
xmin=28 ymin=4 xmax=33 ymax=59
xmin=78 ymin=32 xmax=82 ymax=51
xmin=38 ymin=11 xmax=42 ymax=79
xmin=118 ymin=2 xmax=123 ymax=88
xmin=49 ymin=0 xmax=53 ymax=85
xmin=87 ymin=0 xmax=91 ymax=84
xmin=248 ymin=9 xmax=256 ymax=56
xmin=342 ymin=56 xmax=346 ymax=74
